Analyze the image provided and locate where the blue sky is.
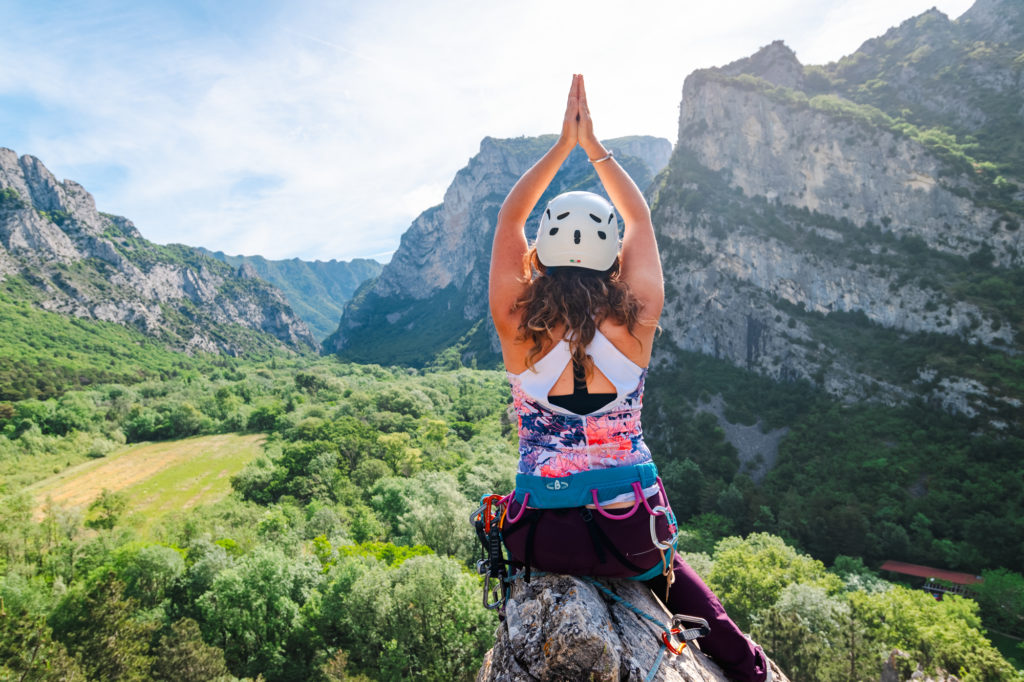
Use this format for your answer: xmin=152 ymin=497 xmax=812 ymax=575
xmin=0 ymin=0 xmax=975 ymax=262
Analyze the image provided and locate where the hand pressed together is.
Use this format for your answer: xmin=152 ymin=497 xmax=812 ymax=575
xmin=560 ymin=73 xmax=604 ymax=160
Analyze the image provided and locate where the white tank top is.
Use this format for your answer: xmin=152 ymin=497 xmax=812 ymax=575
xmin=511 ymin=328 xmax=644 ymax=415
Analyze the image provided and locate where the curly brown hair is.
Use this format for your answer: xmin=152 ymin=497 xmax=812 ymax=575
xmin=514 ymin=246 xmax=643 ymax=378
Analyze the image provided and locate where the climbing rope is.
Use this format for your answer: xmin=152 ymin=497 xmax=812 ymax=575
xmin=581 ymin=577 xmax=709 ymax=680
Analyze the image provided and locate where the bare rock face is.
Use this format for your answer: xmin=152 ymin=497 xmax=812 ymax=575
xmin=476 ymin=574 xmax=788 ymax=682
xmin=651 ymin=22 xmax=1024 ymax=423
xmin=0 ymin=147 xmax=317 ymax=354
xmin=717 ymin=40 xmax=803 ymax=90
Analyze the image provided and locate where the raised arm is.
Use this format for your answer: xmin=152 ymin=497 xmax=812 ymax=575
xmin=489 ymin=75 xmax=581 ymax=337
xmin=577 ymin=76 xmax=664 ymax=321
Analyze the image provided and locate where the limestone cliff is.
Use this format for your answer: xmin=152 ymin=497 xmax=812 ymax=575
xmin=0 ymin=148 xmax=317 ymax=354
xmin=650 ymin=8 xmax=1024 ymax=427
xmin=324 ymin=135 xmax=672 ymax=366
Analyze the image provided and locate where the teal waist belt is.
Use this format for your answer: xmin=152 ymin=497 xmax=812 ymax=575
xmin=514 ymin=462 xmax=659 ymax=509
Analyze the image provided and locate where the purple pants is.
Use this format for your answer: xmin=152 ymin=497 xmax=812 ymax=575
xmin=502 ymin=497 xmax=767 ymax=682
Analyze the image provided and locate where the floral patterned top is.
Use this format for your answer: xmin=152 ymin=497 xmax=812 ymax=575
xmin=508 ymin=365 xmax=654 ymax=483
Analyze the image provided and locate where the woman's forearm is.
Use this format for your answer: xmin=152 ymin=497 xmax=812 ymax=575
xmin=497 ymin=138 xmax=575 ymax=229
xmin=580 ymin=141 xmax=651 ymax=229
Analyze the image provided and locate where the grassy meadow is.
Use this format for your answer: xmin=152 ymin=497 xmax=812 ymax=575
xmin=28 ymin=433 xmax=265 ymax=533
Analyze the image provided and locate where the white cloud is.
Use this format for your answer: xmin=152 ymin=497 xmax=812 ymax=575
xmin=0 ymin=0 xmax=978 ymax=261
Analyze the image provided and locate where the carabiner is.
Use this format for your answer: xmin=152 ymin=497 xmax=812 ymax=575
xmin=661 ymin=615 xmax=710 ymax=655
xmin=482 ymin=573 xmax=508 ymax=610
xmin=661 ymin=627 xmax=688 ymax=655
xmin=470 ymin=503 xmax=487 ymax=526
xmin=672 ymin=614 xmax=711 ymax=640
xmin=650 ymin=510 xmax=678 ymax=551
xmin=477 ymin=494 xmax=504 ymax=533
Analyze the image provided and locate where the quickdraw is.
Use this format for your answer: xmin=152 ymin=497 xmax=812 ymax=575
xmin=661 ymin=614 xmax=711 ymax=655
xmin=582 ymin=577 xmax=710 ymax=681
xmin=471 ymin=494 xmax=511 ymax=613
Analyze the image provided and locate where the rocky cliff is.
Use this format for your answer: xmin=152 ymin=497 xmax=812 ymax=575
xmin=650 ymin=4 xmax=1023 ymax=426
xmin=476 ymin=574 xmax=788 ymax=682
xmin=0 ymin=148 xmax=317 ymax=355
xmin=200 ymin=249 xmax=382 ymax=342
xmin=324 ymin=135 xmax=672 ymax=366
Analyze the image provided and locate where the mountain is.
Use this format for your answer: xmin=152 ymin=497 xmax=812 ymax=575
xmin=0 ymin=148 xmax=318 ymax=356
xmin=199 ymin=249 xmax=382 ymax=342
xmin=323 ymin=135 xmax=673 ymax=366
xmin=649 ymin=10 xmax=1023 ymax=427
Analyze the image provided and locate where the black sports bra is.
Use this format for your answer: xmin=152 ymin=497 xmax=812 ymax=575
xmin=547 ymin=357 xmax=617 ymax=415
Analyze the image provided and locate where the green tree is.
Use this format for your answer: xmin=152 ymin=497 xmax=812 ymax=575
xmin=752 ymin=583 xmax=849 ymax=681
xmin=152 ymin=618 xmax=232 ymax=682
xmin=85 ymin=488 xmax=128 ymax=530
xmin=314 ymin=553 xmax=495 ymax=681
xmin=0 ymin=605 xmax=86 ymax=681
xmin=398 ymin=471 xmax=475 ymax=560
xmin=196 ymin=546 xmax=320 ymax=680
xmin=974 ymin=568 xmax=1024 ymax=637
xmin=855 ymin=586 xmax=1019 ymax=681
xmin=49 ymin=572 xmax=157 ymax=681
xmin=708 ymin=533 xmax=843 ymax=630
xmin=114 ymin=543 xmax=186 ymax=608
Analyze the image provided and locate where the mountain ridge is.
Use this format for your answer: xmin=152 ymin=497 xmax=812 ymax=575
xmin=0 ymin=148 xmax=318 ymax=356
xmin=198 ymin=248 xmax=382 ymax=342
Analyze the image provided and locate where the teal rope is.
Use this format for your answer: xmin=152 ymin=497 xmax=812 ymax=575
xmin=581 ymin=576 xmax=671 ymax=635
xmin=644 ymin=644 xmax=668 ymax=682
xmin=580 ymin=577 xmax=673 ymax=682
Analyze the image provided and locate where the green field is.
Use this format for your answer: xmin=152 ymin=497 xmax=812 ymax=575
xmin=28 ymin=433 xmax=265 ymax=531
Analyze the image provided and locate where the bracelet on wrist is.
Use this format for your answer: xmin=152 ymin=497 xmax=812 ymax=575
xmin=589 ymin=150 xmax=614 ymax=164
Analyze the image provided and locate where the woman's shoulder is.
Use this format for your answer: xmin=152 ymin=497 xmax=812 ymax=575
xmin=596 ymin=320 xmax=655 ymax=368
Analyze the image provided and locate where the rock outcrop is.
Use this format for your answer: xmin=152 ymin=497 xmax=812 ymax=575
xmin=476 ymin=574 xmax=788 ymax=682
xmin=0 ymin=148 xmax=318 ymax=354
xmin=325 ymin=135 xmax=672 ymax=366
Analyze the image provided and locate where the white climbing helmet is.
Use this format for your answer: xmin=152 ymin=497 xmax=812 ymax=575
xmin=535 ymin=191 xmax=619 ymax=271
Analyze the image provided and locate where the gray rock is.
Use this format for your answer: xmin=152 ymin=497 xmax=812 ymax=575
xmin=476 ymin=573 xmax=788 ymax=682
xmin=677 ymin=75 xmax=1021 ymax=267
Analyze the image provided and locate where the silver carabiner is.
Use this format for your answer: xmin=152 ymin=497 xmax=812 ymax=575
xmin=672 ymin=614 xmax=711 ymax=640
xmin=469 ymin=504 xmax=486 ymax=526
xmin=649 ymin=505 xmax=677 ymax=551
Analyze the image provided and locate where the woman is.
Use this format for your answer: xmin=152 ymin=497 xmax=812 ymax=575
xmin=488 ymin=74 xmax=770 ymax=682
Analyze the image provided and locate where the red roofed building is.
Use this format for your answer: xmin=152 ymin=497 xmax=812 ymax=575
xmin=880 ymin=560 xmax=983 ymax=598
